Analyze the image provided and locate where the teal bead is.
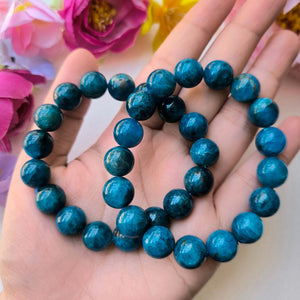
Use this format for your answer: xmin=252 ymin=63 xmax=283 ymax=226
xmin=80 ymin=71 xmax=107 ymax=98
xmin=54 ymin=82 xmax=82 ymax=110
xmin=34 ymin=104 xmax=63 ymax=131
xmin=157 ymin=95 xmax=186 ymax=123
xmin=108 ymin=73 xmax=135 ymax=101
xmin=113 ymin=228 xmax=142 ymax=252
xmin=145 ymin=207 xmax=170 ymax=227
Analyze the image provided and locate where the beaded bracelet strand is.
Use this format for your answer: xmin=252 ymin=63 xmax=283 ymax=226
xmin=21 ymin=58 xmax=287 ymax=269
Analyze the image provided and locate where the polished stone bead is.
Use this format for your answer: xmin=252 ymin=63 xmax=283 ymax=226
xmin=206 ymin=230 xmax=238 ymax=262
xmin=103 ymin=177 xmax=134 ymax=208
xmin=108 ymin=73 xmax=135 ymax=101
xmin=56 ymin=206 xmax=86 ymax=236
xmin=104 ymin=146 xmax=134 ymax=176
xmin=145 ymin=207 xmax=170 ymax=227
xmin=116 ymin=205 xmax=149 ymax=237
xmin=82 ymin=221 xmax=112 ymax=251
xmin=23 ymin=130 xmax=53 ymax=159
xmin=147 ymin=69 xmax=176 ymax=99
xmin=20 ymin=159 xmax=50 ymax=188
xmin=179 ymin=112 xmax=208 ymax=141
xmin=255 ymin=127 xmax=286 ymax=157
xmin=35 ymin=184 xmax=66 ymax=214
xmin=114 ymin=118 xmax=144 ymax=148
xmin=190 ymin=138 xmax=219 ymax=167
xmin=257 ymin=157 xmax=288 ymax=188
xmin=34 ymin=104 xmax=63 ymax=131
xmin=113 ymin=228 xmax=142 ymax=252
xmin=174 ymin=235 xmax=207 ymax=269
xmin=249 ymin=187 xmax=280 ymax=217
xmin=143 ymin=225 xmax=175 ymax=258
xmin=54 ymin=82 xmax=82 ymax=110
xmin=135 ymin=82 xmax=148 ymax=92
xmin=157 ymin=95 xmax=186 ymax=123
xmin=203 ymin=60 xmax=233 ymax=90
xmin=80 ymin=71 xmax=107 ymax=98
xmin=174 ymin=58 xmax=203 ymax=88
xmin=232 ymin=212 xmax=263 ymax=243
xmin=163 ymin=189 xmax=193 ymax=219
xmin=184 ymin=166 xmax=214 ymax=196
xmin=126 ymin=91 xmax=156 ymax=120
xmin=248 ymin=97 xmax=279 ymax=127
xmin=231 ymin=73 xmax=260 ymax=102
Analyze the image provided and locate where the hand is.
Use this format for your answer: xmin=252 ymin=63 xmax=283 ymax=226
xmin=1 ymin=0 xmax=299 ymax=299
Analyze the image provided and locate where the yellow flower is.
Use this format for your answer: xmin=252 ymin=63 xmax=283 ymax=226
xmin=142 ymin=0 xmax=198 ymax=51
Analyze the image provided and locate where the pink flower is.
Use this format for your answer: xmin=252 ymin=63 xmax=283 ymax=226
xmin=0 ymin=69 xmax=45 ymax=152
xmin=59 ymin=0 xmax=149 ymax=57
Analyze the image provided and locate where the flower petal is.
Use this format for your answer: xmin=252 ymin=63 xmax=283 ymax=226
xmin=0 ymin=98 xmax=14 ymax=140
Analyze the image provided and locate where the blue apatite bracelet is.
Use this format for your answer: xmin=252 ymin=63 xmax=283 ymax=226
xmin=21 ymin=58 xmax=287 ymax=269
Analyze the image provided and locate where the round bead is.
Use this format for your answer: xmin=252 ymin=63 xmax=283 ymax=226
xmin=147 ymin=69 xmax=176 ymax=99
xmin=174 ymin=58 xmax=203 ymax=88
xmin=232 ymin=212 xmax=263 ymax=244
xmin=34 ymin=104 xmax=63 ymax=131
xmin=35 ymin=184 xmax=66 ymax=214
xmin=179 ymin=112 xmax=208 ymax=141
xmin=190 ymin=138 xmax=219 ymax=166
xmin=108 ymin=73 xmax=135 ymax=101
xmin=157 ymin=95 xmax=186 ymax=123
xmin=79 ymin=71 xmax=107 ymax=98
xmin=257 ymin=157 xmax=288 ymax=188
xmin=206 ymin=230 xmax=238 ymax=262
xmin=104 ymin=146 xmax=134 ymax=177
xmin=56 ymin=206 xmax=86 ymax=236
xmin=135 ymin=82 xmax=148 ymax=92
xmin=145 ymin=207 xmax=170 ymax=227
xmin=113 ymin=228 xmax=142 ymax=252
xmin=114 ymin=118 xmax=144 ymax=148
xmin=143 ymin=225 xmax=175 ymax=259
xmin=174 ymin=235 xmax=207 ymax=269
xmin=231 ymin=73 xmax=260 ymax=102
xmin=54 ymin=82 xmax=82 ymax=110
xmin=20 ymin=159 xmax=50 ymax=188
xmin=248 ymin=98 xmax=279 ymax=127
xmin=184 ymin=166 xmax=214 ymax=196
xmin=103 ymin=177 xmax=134 ymax=208
xmin=163 ymin=189 xmax=193 ymax=219
xmin=82 ymin=221 xmax=112 ymax=251
xmin=23 ymin=130 xmax=53 ymax=159
xmin=255 ymin=127 xmax=286 ymax=157
xmin=249 ymin=187 xmax=280 ymax=217
xmin=203 ymin=60 xmax=233 ymax=90
xmin=116 ymin=205 xmax=149 ymax=237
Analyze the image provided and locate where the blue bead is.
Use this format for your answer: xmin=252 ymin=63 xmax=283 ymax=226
xmin=174 ymin=58 xmax=203 ymax=88
xmin=113 ymin=228 xmax=142 ymax=252
xmin=79 ymin=71 xmax=107 ymax=98
xmin=34 ymin=104 xmax=63 ymax=131
xmin=116 ymin=205 xmax=149 ymax=237
xmin=190 ymin=138 xmax=219 ymax=166
xmin=184 ymin=166 xmax=214 ymax=196
xmin=232 ymin=212 xmax=263 ymax=243
xmin=257 ymin=157 xmax=288 ymax=188
xmin=23 ymin=130 xmax=53 ymax=159
xmin=174 ymin=235 xmax=207 ymax=269
xmin=179 ymin=112 xmax=208 ymax=141
xmin=135 ymin=82 xmax=148 ymax=92
xmin=82 ymin=221 xmax=112 ymax=251
xmin=147 ymin=69 xmax=176 ymax=99
xmin=203 ymin=60 xmax=233 ymax=90
xmin=231 ymin=73 xmax=260 ymax=102
xmin=56 ymin=206 xmax=86 ymax=236
xmin=103 ymin=177 xmax=134 ymax=208
xmin=163 ymin=189 xmax=193 ymax=219
xmin=104 ymin=146 xmax=134 ymax=176
xmin=114 ymin=118 xmax=143 ymax=148
xmin=35 ymin=184 xmax=66 ymax=214
xmin=157 ymin=95 xmax=186 ymax=123
xmin=54 ymin=82 xmax=82 ymax=110
xmin=108 ymin=73 xmax=135 ymax=101
xmin=145 ymin=207 xmax=170 ymax=227
xmin=206 ymin=230 xmax=238 ymax=262
xmin=20 ymin=159 xmax=50 ymax=188
xmin=143 ymin=225 xmax=175 ymax=258
xmin=249 ymin=187 xmax=280 ymax=217
xmin=248 ymin=98 xmax=279 ymax=127
xmin=255 ymin=127 xmax=286 ymax=157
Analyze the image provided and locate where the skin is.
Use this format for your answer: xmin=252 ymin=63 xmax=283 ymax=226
xmin=0 ymin=0 xmax=299 ymax=299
